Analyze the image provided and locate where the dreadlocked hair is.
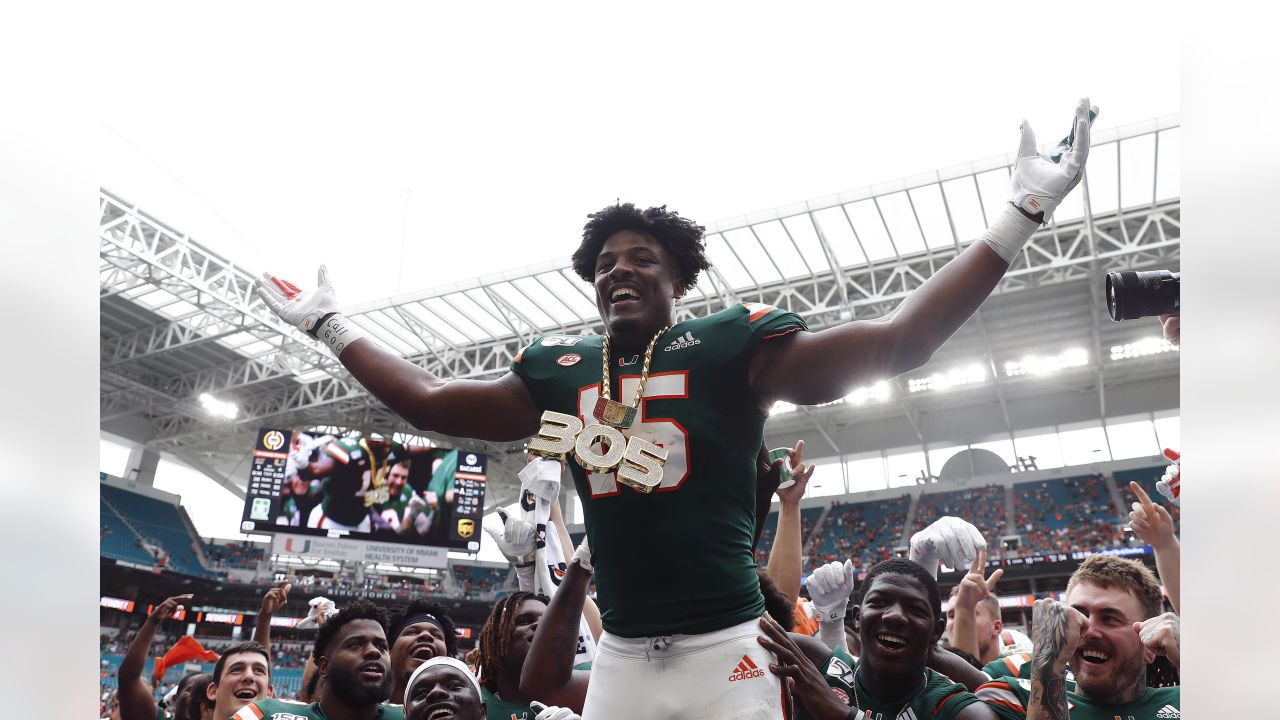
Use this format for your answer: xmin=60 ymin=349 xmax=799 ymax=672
xmin=571 ymin=203 xmax=710 ymax=293
xmin=475 ymin=591 xmax=548 ymax=693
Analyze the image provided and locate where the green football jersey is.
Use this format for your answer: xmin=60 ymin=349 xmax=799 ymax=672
xmin=317 ymin=438 xmax=408 ymax=526
xmin=230 ymin=698 xmax=405 ymax=720
xmin=977 ymin=676 xmax=1179 ymax=720
xmin=798 ymin=649 xmax=978 ymax=720
xmin=511 ymin=303 xmax=806 ymax=637
xmin=980 ymin=653 xmax=1076 ymax=692
xmin=375 ymin=486 xmax=415 ymax=527
xmin=481 ymin=687 xmax=535 ymax=720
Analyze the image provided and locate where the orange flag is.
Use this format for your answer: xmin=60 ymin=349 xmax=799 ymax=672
xmin=152 ymin=636 xmax=219 ymax=684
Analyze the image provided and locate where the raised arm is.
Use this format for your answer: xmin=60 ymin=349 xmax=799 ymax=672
xmin=549 ymin=497 xmax=602 ymax=642
xmin=1025 ymin=598 xmax=1086 ymax=720
xmin=1127 ymin=481 xmax=1180 ymax=614
xmin=750 ymin=102 xmax=1096 ymax=405
xmin=950 ymin=550 xmax=1004 ymax=660
xmin=519 ymin=552 xmax=593 ymax=712
xmin=252 ymin=581 xmax=291 ymax=653
xmin=256 ymin=268 xmax=541 ymax=441
xmin=765 ymin=441 xmax=814 ymax=607
xmin=118 ymin=594 xmax=190 ymax=720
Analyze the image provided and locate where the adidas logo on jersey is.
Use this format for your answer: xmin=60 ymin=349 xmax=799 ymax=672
xmin=1156 ymin=704 xmax=1180 ymax=718
xmin=664 ymin=331 xmax=701 ymax=351
xmin=728 ymin=655 xmax=764 ymax=681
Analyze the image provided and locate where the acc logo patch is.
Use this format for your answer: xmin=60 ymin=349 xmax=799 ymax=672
xmin=542 ymin=336 xmax=582 ymax=347
xmin=556 ymin=353 xmax=582 ymax=366
xmin=456 ymin=519 xmax=476 ymax=538
xmin=826 ymin=657 xmax=854 ymax=686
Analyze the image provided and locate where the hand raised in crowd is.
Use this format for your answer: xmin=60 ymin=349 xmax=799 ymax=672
xmin=1127 ymin=481 xmax=1177 ymax=549
xmin=774 ymin=440 xmax=816 ymax=505
xmin=909 ymin=516 xmax=986 ymax=579
xmin=757 ymin=614 xmax=854 ymax=720
xmin=260 ymin=580 xmax=291 ymax=616
xmin=484 ymin=508 xmax=537 ymax=563
xmin=1133 ymin=612 xmax=1180 ymax=670
xmin=149 ymin=594 xmax=193 ymax=623
xmin=954 ymin=549 xmax=1003 ymax=613
xmin=806 ymin=559 xmax=857 ymax=622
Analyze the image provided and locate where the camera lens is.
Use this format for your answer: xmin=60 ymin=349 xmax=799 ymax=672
xmin=1105 ymin=270 xmax=1180 ymax=321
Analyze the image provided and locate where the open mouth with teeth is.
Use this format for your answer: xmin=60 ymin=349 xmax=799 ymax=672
xmin=1076 ymin=647 xmax=1112 ymax=667
xmin=233 ymin=688 xmax=259 ymax=701
xmin=875 ymin=632 xmax=910 ymax=652
xmin=359 ymin=662 xmax=386 ymax=681
xmin=609 ymin=286 xmax=640 ymax=305
xmin=411 ymin=645 xmax=437 ymax=661
xmin=425 ymin=704 xmax=459 ymax=720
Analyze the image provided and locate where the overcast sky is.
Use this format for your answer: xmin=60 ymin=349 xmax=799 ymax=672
xmin=98 ymin=2 xmax=1179 ymax=308
xmin=97 ymin=2 xmax=1179 ymax=545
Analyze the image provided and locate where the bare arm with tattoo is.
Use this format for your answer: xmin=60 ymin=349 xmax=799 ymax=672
xmin=1027 ymin=598 xmax=1086 ymax=720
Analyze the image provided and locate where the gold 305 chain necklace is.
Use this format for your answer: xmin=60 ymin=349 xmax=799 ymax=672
xmin=593 ymin=326 xmax=670 ymax=429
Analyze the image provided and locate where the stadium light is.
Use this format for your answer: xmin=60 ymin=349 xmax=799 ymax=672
xmin=845 ymin=381 xmax=891 ymax=405
xmin=1004 ymin=348 xmax=1089 ymax=377
xmin=908 ymin=364 xmax=987 ymax=393
xmin=1110 ymin=337 xmax=1179 ymax=361
xmin=198 ymin=392 xmax=238 ymax=419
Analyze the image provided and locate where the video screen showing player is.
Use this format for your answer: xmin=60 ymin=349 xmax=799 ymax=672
xmin=241 ymin=427 xmax=487 ymax=551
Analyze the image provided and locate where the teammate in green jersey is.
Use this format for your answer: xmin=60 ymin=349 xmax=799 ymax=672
xmin=205 ymin=641 xmax=271 ymax=720
xmin=472 ymin=591 xmax=551 ymax=720
xmin=235 ymin=599 xmax=405 ymax=720
xmin=387 ymin=600 xmax=459 ymax=705
xmin=257 ymin=100 xmax=1096 ymax=720
xmin=975 ymin=555 xmax=1180 ymax=720
xmin=759 ymin=558 xmax=1068 ymax=720
xmin=292 ymin=437 xmax=434 ymax=533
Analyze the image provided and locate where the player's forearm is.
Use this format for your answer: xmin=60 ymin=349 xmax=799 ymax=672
xmin=520 ymin=560 xmax=591 ymax=697
xmin=252 ymin=613 xmax=272 ymax=652
xmin=951 ymin=606 xmax=981 ymax=660
xmin=117 ymin=619 xmax=160 ymax=720
xmin=118 ymin=617 xmax=159 ymax=684
xmin=766 ymin=501 xmax=803 ymax=606
xmin=817 ymin=617 xmax=849 ymax=654
xmin=1026 ymin=668 xmax=1071 ymax=720
xmin=1151 ymin=536 xmax=1180 ymax=614
xmin=298 ymin=657 xmax=319 ymax=703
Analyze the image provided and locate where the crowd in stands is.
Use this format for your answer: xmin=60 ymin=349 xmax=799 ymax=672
xmin=452 ymin=564 xmax=509 ymax=598
xmin=812 ymin=494 xmax=913 ymax=566
xmin=202 ymin=541 xmax=266 ymax=569
xmin=1013 ymin=474 xmax=1126 ymax=555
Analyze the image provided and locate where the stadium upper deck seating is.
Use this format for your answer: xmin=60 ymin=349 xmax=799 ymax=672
xmin=1113 ymin=466 xmax=1181 ymax=528
xmin=101 ymin=497 xmax=158 ymax=567
xmin=101 ymin=484 xmax=213 ymax=578
xmin=1012 ymin=474 xmax=1124 ymax=554
xmin=812 ymin=494 xmax=912 ymax=567
xmin=204 ymin=541 xmax=266 ymax=569
xmin=913 ymin=484 xmax=1007 ymax=557
xmin=452 ymin=565 xmax=510 ymax=598
xmin=754 ymin=506 xmax=824 ymax=565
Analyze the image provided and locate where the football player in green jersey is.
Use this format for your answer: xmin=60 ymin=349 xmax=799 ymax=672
xmin=235 ymin=599 xmax=405 ymax=720
xmin=205 ymin=641 xmax=271 ymax=720
xmin=257 ymin=100 xmax=1097 ymax=720
xmin=387 ymin=601 xmax=459 ymax=705
xmin=975 ymin=554 xmax=1179 ymax=720
xmin=760 ymin=558 xmax=1070 ymax=720
xmin=474 ymin=591 xmax=552 ymax=720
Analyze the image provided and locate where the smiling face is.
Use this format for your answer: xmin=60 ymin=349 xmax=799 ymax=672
xmin=1065 ymin=581 xmax=1154 ymax=704
xmin=854 ymin=572 xmax=944 ymax=681
xmin=392 ymin=620 xmax=452 ymax=688
xmin=592 ymin=230 xmax=683 ymax=343
xmin=944 ymin=593 xmax=1002 ymax=662
xmin=208 ymin=651 xmax=270 ymax=719
xmin=320 ymin=618 xmax=392 ymax=708
xmin=405 ymin=664 xmax=484 ymax=720
xmin=388 ymin=462 xmax=410 ymax=495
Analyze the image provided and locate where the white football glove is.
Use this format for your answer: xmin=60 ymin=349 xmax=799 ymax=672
xmin=909 ymin=516 xmax=987 ymax=579
xmin=571 ymin=536 xmax=593 ymax=573
xmin=807 ymin=560 xmax=857 ymax=622
xmin=484 ymin=509 xmax=537 ymax=564
xmin=255 ymin=266 xmax=340 ymax=336
xmin=531 ymin=703 xmax=580 ymax=720
xmin=1157 ymin=449 xmax=1180 ymax=507
xmin=1010 ymin=99 xmax=1097 ymax=224
xmin=296 ymin=596 xmax=337 ymax=629
xmin=519 ymin=457 xmax=563 ymax=502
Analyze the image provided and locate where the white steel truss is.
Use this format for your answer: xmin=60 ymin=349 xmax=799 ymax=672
xmin=101 ymin=116 xmax=1181 ymax=462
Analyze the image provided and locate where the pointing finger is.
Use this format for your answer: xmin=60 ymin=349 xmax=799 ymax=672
xmin=985 ymin=567 xmax=1004 ymax=593
xmin=1129 ymin=481 xmax=1157 ymax=514
xmin=969 ymin=548 xmax=986 ymax=576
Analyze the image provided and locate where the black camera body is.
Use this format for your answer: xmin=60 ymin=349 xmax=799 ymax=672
xmin=1106 ymin=270 xmax=1179 ymax=321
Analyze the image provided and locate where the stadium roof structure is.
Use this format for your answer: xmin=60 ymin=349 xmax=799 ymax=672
xmin=100 ymin=115 xmax=1181 ymax=506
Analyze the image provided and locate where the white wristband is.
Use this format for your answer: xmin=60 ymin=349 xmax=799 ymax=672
xmin=981 ymin=204 xmax=1041 ymax=264
xmin=315 ymin=313 xmax=367 ymax=356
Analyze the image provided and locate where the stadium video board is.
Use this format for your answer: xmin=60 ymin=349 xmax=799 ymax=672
xmin=239 ymin=427 xmax=487 ymax=552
